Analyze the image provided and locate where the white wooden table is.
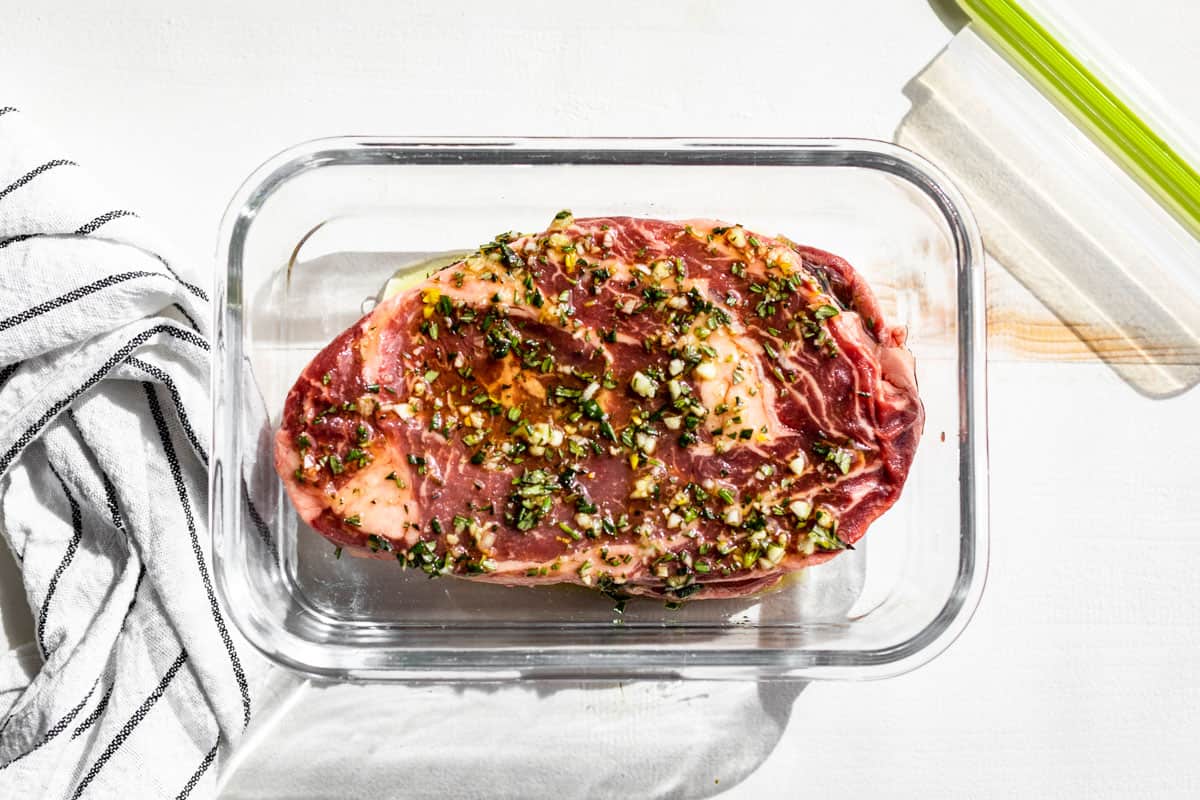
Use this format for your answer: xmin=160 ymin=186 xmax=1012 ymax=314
xmin=2 ymin=1 xmax=1197 ymax=797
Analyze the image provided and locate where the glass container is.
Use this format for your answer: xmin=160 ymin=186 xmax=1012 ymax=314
xmin=212 ymin=137 xmax=988 ymax=681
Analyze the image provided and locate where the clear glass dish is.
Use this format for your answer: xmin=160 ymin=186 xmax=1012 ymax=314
xmin=212 ymin=137 xmax=988 ymax=681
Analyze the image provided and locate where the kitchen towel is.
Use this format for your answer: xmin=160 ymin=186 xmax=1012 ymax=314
xmin=0 ymin=106 xmax=265 ymax=798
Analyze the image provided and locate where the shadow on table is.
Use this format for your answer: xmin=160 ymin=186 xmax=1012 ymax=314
xmin=218 ymin=673 xmax=805 ymax=799
xmin=925 ymin=0 xmax=968 ymax=31
xmin=0 ymin=537 xmax=33 ymax=649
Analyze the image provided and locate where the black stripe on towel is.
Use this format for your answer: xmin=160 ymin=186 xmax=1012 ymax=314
xmin=0 ymin=361 xmax=20 ymax=390
xmin=68 ymin=648 xmax=188 ymax=800
xmin=0 ymin=676 xmax=101 ymax=772
xmin=144 ymin=382 xmax=251 ymax=728
xmin=72 ymin=561 xmax=148 ymax=752
xmin=170 ymin=302 xmax=201 ymax=333
xmin=155 ymin=256 xmax=209 ymax=302
xmin=71 ymin=680 xmax=115 ymax=740
xmin=75 ymin=209 xmax=136 ymax=236
xmin=175 ymin=736 xmax=221 ymax=800
xmin=0 ymin=159 xmax=76 ymax=201
xmin=127 ymin=357 xmax=208 ymax=465
xmin=0 ymin=271 xmax=163 ymax=334
xmin=64 ymin=408 xmax=131 ymax=543
xmin=0 ymin=233 xmax=38 ymax=250
xmin=37 ymin=460 xmax=84 ymax=657
xmin=0 ymin=323 xmax=208 ymax=475
xmin=126 ymin=358 xmax=276 ymax=560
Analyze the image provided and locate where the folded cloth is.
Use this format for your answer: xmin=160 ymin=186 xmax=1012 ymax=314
xmin=0 ymin=106 xmax=262 ymax=798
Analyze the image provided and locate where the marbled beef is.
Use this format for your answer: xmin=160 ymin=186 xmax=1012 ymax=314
xmin=274 ymin=213 xmax=923 ymax=600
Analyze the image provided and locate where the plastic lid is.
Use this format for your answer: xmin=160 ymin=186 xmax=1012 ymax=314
xmin=897 ymin=24 xmax=1200 ymax=397
xmin=957 ymin=0 xmax=1200 ymax=239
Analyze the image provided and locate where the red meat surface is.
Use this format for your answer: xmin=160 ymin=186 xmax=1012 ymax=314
xmin=275 ymin=214 xmax=923 ymax=600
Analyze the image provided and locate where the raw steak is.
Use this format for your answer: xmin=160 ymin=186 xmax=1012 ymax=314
xmin=274 ymin=213 xmax=923 ymax=600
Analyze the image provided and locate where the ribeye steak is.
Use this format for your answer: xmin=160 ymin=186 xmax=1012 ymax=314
xmin=274 ymin=213 xmax=923 ymax=600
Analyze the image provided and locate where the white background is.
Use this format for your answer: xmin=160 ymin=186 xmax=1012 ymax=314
xmin=2 ymin=1 xmax=1198 ymax=797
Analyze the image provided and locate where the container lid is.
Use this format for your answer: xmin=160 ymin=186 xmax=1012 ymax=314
xmin=958 ymin=0 xmax=1200 ymax=239
xmin=898 ymin=1 xmax=1200 ymax=398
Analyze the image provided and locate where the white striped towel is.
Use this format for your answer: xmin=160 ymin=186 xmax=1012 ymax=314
xmin=0 ymin=105 xmax=265 ymax=798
